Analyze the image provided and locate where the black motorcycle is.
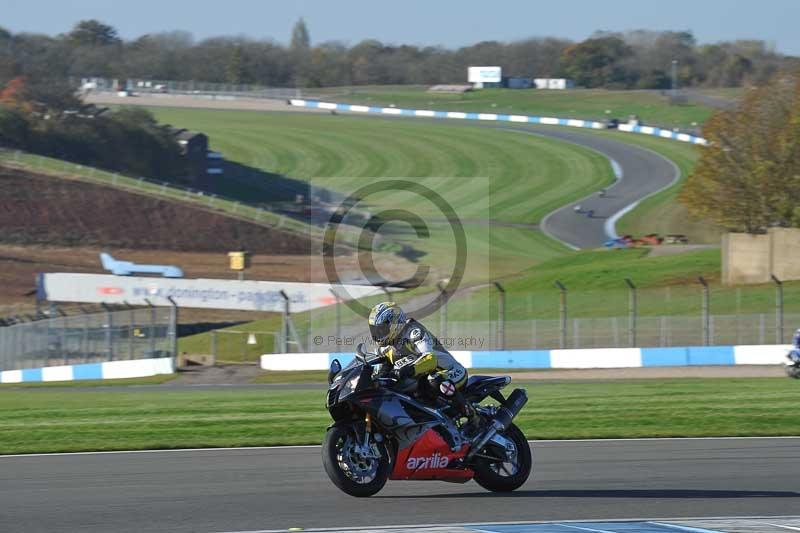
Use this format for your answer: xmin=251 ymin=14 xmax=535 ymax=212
xmin=322 ymin=343 xmax=532 ymax=497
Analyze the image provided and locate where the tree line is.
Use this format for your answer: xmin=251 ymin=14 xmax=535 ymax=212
xmin=681 ymin=70 xmax=800 ymax=233
xmin=0 ymin=75 xmax=186 ymax=180
xmin=0 ymin=19 xmax=796 ymax=90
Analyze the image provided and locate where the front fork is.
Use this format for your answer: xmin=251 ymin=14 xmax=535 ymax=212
xmin=354 ymin=413 xmax=382 ymax=459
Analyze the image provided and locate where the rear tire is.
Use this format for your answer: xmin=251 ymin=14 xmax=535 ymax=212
xmin=473 ymin=423 xmax=532 ymax=492
xmin=322 ymin=425 xmax=391 ymax=497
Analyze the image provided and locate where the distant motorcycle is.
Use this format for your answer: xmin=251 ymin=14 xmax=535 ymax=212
xmin=322 ymin=343 xmax=532 ymax=497
xmin=785 ymin=350 xmax=800 ymax=379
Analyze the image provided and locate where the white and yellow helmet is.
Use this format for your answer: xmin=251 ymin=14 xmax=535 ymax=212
xmin=368 ymin=302 xmax=406 ymax=346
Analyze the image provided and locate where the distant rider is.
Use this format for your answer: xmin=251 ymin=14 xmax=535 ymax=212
xmin=791 ymin=328 xmax=800 ymax=363
xmin=368 ymin=302 xmax=474 ymax=422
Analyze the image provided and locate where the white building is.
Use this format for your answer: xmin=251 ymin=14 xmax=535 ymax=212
xmin=533 ymin=78 xmax=575 ymax=90
xmin=468 ymin=66 xmax=502 ymax=89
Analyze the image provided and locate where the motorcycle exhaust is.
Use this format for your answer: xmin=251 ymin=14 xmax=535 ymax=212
xmin=465 ymin=388 xmax=528 ymax=461
xmin=492 ymin=388 xmax=528 ymax=433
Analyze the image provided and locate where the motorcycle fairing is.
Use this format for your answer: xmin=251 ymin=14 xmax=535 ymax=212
xmin=390 ymin=428 xmax=473 ymax=481
xmin=366 ymin=391 xmax=449 ymax=449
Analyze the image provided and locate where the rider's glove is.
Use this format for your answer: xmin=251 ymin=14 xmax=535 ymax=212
xmin=393 ymin=356 xmax=416 ymax=380
xmin=378 ymin=345 xmax=395 ymax=362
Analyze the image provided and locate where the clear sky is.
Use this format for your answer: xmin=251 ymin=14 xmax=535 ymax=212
xmin=2 ymin=0 xmax=798 ymax=55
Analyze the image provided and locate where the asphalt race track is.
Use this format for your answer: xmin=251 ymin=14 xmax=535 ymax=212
xmin=513 ymin=126 xmax=680 ymax=249
xmin=1 ymin=438 xmax=798 ymax=532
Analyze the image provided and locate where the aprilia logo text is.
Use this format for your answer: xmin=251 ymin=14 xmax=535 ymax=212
xmin=407 ymin=452 xmax=449 ymax=470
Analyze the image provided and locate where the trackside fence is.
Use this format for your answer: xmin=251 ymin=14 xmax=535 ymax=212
xmin=0 ymin=308 xmax=176 ymax=371
xmin=235 ymin=280 xmax=800 ymax=357
xmin=279 ymin=312 xmax=799 ymax=355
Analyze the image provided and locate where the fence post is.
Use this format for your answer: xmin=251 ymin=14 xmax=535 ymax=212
xmin=167 ymin=297 xmax=178 ymax=360
xmin=105 ymin=308 xmax=114 ymax=361
xmin=79 ymin=312 xmax=90 ymax=362
xmin=143 ymin=299 xmax=157 ymax=355
xmin=625 ymin=278 xmax=637 ymax=347
xmin=128 ymin=310 xmax=134 ymax=359
xmin=493 ymin=282 xmax=505 ymax=350
xmin=436 ymin=281 xmax=448 ymax=340
xmin=280 ymin=290 xmax=290 ymax=353
xmin=698 ymin=276 xmax=709 ymax=346
xmin=772 ymin=275 xmax=784 ymax=344
xmin=330 ymin=288 xmax=342 ymax=345
xmin=555 ymin=280 xmax=567 ymax=349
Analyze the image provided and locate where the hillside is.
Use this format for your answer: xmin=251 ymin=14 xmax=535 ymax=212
xmin=0 ymin=166 xmax=312 ymax=253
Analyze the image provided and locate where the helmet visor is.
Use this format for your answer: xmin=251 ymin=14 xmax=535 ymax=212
xmin=369 ymin=322 xmax=391 ymax=344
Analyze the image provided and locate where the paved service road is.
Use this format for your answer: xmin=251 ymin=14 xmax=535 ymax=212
xmin=1 ymin=438 xmax=798 ymax=533
xmin=505 ymin=126 xmax=681 ymax=249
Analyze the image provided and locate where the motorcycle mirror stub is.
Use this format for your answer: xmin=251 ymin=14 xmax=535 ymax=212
xmin=355 ymin=343 xmax=368 ymax=362
xmin=328 ymin=359 xmax=342 ymax=384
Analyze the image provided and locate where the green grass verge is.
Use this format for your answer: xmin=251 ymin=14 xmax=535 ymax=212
xmin=329 ymin=88 xmax=715 ymax=130
xmin=1 ymin=378 xmax=797 ymax=454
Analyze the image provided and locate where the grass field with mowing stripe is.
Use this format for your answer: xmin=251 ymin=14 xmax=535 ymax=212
xmin=148 ymin=109 xmax=614 ymax=226
xmin=1 ymin=378 xmax=797 ymax=454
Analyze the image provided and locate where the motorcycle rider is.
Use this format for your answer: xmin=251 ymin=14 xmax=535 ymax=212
xmin=368 ymin=302 xmax=476 ymax=429
xmin=790 ymin=328 xmax=800 ymax=363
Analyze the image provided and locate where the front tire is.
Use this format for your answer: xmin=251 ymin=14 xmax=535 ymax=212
xmin=322 ymin=425 xmax=391 ymax=497
xmin=473 ymin=423 xmax=532 ymax=492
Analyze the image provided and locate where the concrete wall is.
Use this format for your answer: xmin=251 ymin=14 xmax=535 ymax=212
xmin=0 ymin=357 xmax=175 ymax=383
xmin=770 ymin=228 xmax=800 ymax=281
xmin=722 ymin=228 xmax=800 ymax=285
xmin=722 ymin=232 xmax=771 ymax=284
xmin=261 ymin=345 xmax=791 ymax=371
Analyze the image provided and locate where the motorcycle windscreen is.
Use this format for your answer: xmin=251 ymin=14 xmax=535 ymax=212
xmin=390 ymin=428 xmax=472 ymax=481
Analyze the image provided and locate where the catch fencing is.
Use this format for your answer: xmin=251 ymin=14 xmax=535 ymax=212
xmin=0 ymin=308 xmax=177 ymax=372
xmin=210 ymin=278 xmax=800 ymax=359
xmin=287 ymin=312 xmax=799 ymax=355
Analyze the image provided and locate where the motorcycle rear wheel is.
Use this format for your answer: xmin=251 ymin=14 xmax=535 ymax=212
xmin=322 ymin=425 xmax=391 ymax=497
xmin=473 ymin=423 xmax=532 ymax=492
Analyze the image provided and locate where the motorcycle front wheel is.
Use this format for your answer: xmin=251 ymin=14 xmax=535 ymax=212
xmin=322 ymin=425 xmax=391 ymax=497
xmin=472 ymin=423 xmax=532 ymax=492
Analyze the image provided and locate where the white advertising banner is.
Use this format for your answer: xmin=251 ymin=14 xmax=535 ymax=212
xmin=40 ymin=273 xmax=391 ymax=312
xmin=468 ymin=66 xmax=502 ymax=83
